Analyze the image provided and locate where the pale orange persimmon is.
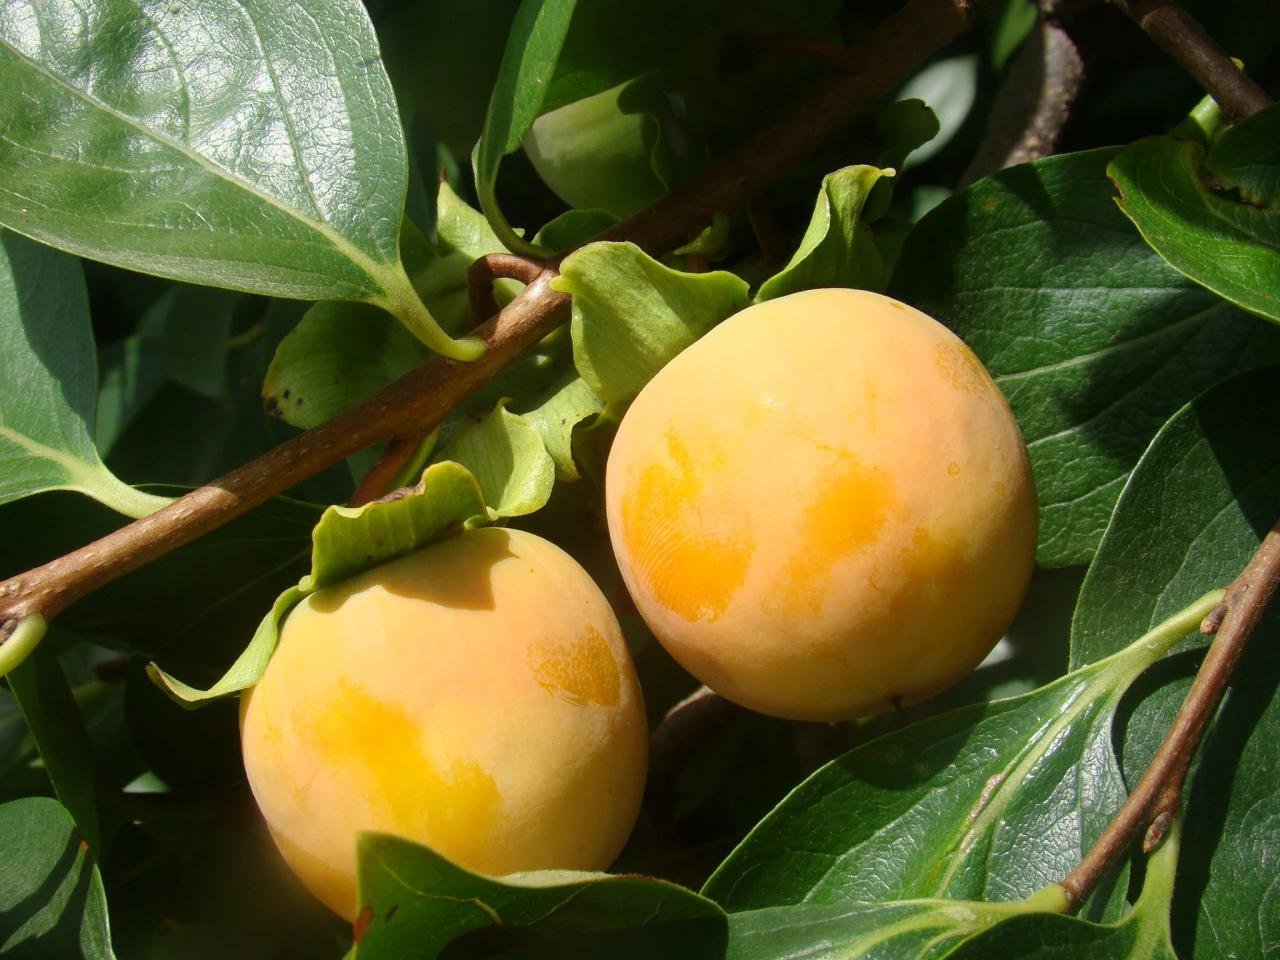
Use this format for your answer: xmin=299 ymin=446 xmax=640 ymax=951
xmin=239 ymin=527 xmax=648 ymax=921
xmin=605 ymin=288 xmax=1037 ymax=722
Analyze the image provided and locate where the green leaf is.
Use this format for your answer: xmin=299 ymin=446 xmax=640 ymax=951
xmin=724 ymin=888 xmax=1070 ymax=960
xmin=755 ymin=166 xmax=894 ymax=301
xmin=1110 ymin=103 xmax=1280 ymax=324
xmin=524 ymin=79 xmax=674 ymax=223
xmin=944 ymin=820 xmax=1181 ymax=960
xmin=554 ymin=241 xmax=750 ymax=404
xmin=533 ymin=209 xmax=617 ymax=251
xmin=0 ymin=0 xmax=477 ymax=359
xmin=702 ymin=593 xmax=1221 ymax=918
xmin=873 ymin=99 xmax=941 ymax=171
xmin=262 ymin=301 xmax=426 ymax=430
xmin=889 ymin=147 xmax=1280 ymax=567
xmin=1070 ymin=366 xmax=1280 ymax=667
xmin=991 ymin=0 xmax=1038 ymax=71
xmin=6 ymin=650 xmax=102 ymax=854
xmin=524 ymin=377 xmax=605 ymax=481
xmin=435 ymin=402 xmax=556 ymax=517
xmin=353 ymin=832 xmax=727 ymax=958
xmin=0 ymin=230 xmax=169 ymax=519
xmin=0 ymin=797 xmax=116 ymax=959
xmin=474 ymin=0 xmax=579 ymax=256
xmin=1068 ymin=367 xmax=1280 ymax=960
xmin=149 ymin=462 xmax=488 ymax=704
xmin=263 ymin=186 xmax=521 ymax=429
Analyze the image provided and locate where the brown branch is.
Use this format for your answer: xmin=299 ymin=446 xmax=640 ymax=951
xmin=1113 ymin=0 xmax=1273 ymax=124
xmin=0 ymin=273 xmax=568 ymax=626
xmin=348 ymin=435 xmax=421 ymax=507
xmin=960 ymin=9 xmax=1094 ymax=186
xmin=467 ymin=252 xmax=545 ymax=325
xmin=0 ymin=0 xmax=998 ymax=638
xmin=1060 ymin=517 xmax=1280 ymax=910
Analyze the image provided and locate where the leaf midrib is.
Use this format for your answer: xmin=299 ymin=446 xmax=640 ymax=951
xmin=0 ymin=31 xmax=393 ymax=291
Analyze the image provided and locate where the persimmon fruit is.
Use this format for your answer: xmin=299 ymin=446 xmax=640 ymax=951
xmin=605 ymin=288 xmax=1037 ymax=721
xmin=239 ymin=527 xmax=648 ymax=920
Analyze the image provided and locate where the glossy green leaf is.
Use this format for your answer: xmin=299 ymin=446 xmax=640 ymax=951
xmin=1110 ymin=104 xmax=1280 ymax=324
xmin=6 ymin=649 xmax=102 ymax=854
xmin=0 ymin=797 xmax=116 ymax=959
xmin=554 ymin=241 xmax=750 ymax=404
xmin=149 ymin=462 xmax=488 ymax=704
xmin=755 ymin=166 xmax=894 ymax=302
xmin=725 ymin=888 xmax=1069 ymax=960
xmin=0 ymin=230 xmax=169 ymax=518
xmin=436 ymin=402 xmax=556 ymax=517
xmin=943 ymin=822 xmax=1180 ymax=960
xmin=889 ymin=148 xmax=1280 ymax=566
xmin=1068 ymin=367 xmax=1280 ymax=960
xmin=474 ymin=0 xmax=579 ymax=256
xmin=353 ymin=832 xmax=727 ymax=958
xmin=524 ymin=376 xmax=604 ymax=481
xmin=263 ymin=186 xmax=521 ymax=429
xmin=1070 ymin=367 xmax=1280 ymax=667
xmin=0 ymin=0 xmax=477 ymax=359
xmin=702 ymin=593 xmax=1222 ymax=917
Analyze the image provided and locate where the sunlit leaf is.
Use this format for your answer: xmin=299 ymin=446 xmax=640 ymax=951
xmin=0 ymin=0 xmax=476 ymax=358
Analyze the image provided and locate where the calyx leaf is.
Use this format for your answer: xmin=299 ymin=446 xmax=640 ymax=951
xmin=553 ymin=241 xmax=750 ymax=404
xmin=756 ymin=165 xmax=895 ymax=301
xmin=148 ymin=462 xmax=488 ymax=705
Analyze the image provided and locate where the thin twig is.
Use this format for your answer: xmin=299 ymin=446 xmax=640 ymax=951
xmin=0 ymin=0 xmax=997 ymax=639
xmin=1060 ymin=518 xmax=1280 ymax=910
xmin=348 ymin=435 xmax=421 ymax=507
xmin=467 ymin=252 xmax=545 ymax=325
xmin=1113 ymin=0 xmax=1272 ymax=124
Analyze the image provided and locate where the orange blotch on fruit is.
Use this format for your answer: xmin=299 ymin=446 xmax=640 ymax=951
xmin=620 ymin=431 xmax=753 ymax=622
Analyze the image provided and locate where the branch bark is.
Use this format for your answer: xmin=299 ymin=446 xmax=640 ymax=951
xmin=1060 ymin=517 xmax=1280 ymax=910
xmin=0 ymin=0 xmax=997 ymax=638
xmin=1113 ymin=0 xmax=1272 ymax=124
xmin=0 ymin=274 xmax=568 ymax=626
xmin=960 ymin=5 xmax=1096 ymax=186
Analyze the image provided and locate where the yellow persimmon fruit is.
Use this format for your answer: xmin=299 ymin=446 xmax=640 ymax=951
xmin=239 ymin=527 xmax=648 ymax=921
xmin=605 ymin=288 xmax=1037 ymax=722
